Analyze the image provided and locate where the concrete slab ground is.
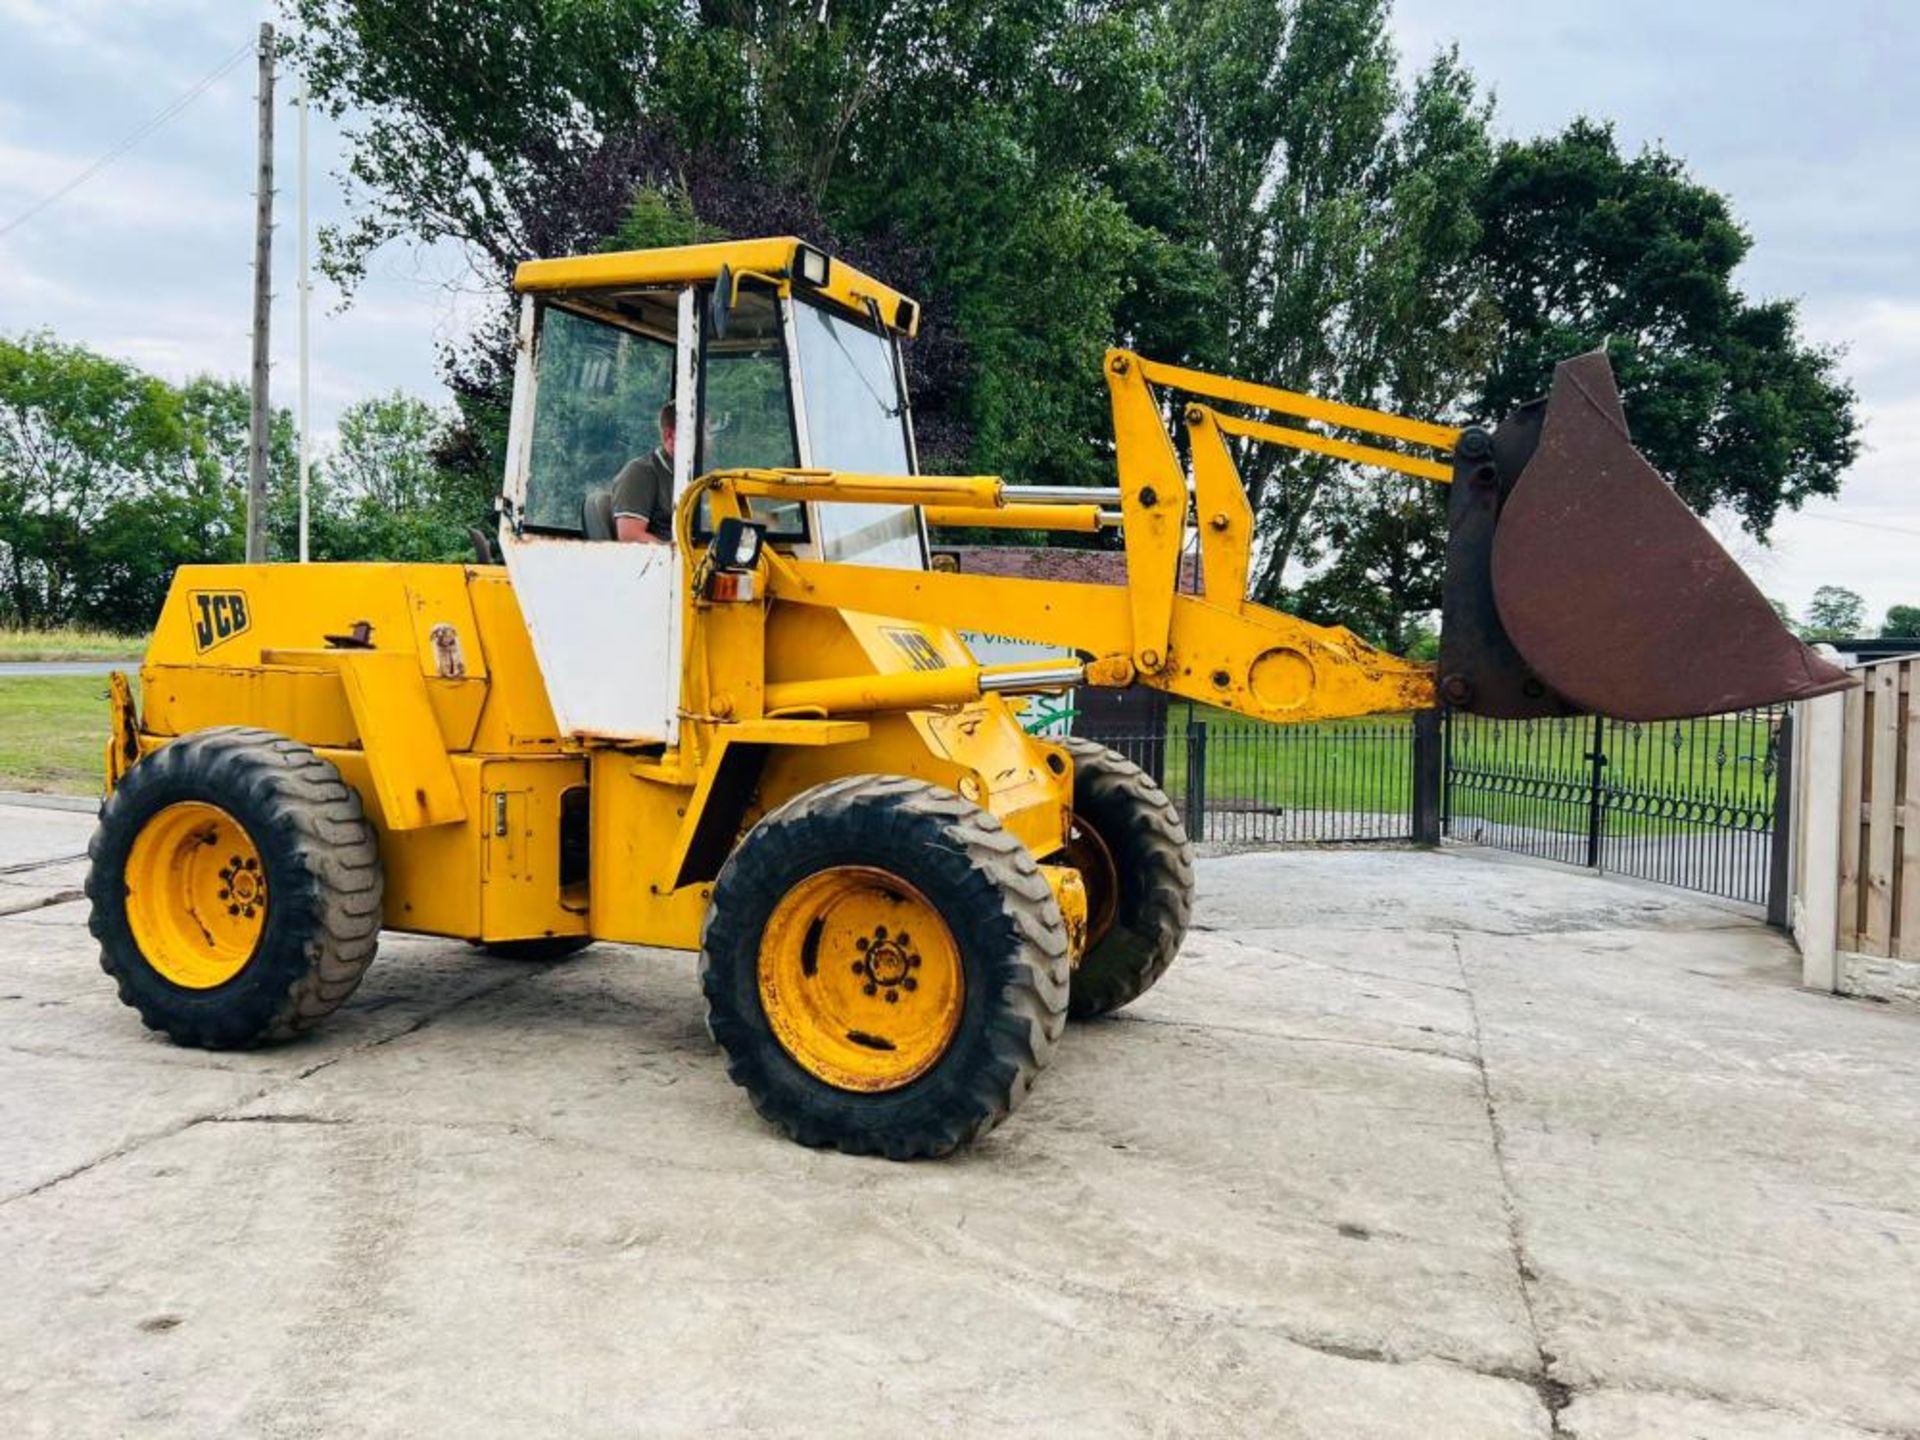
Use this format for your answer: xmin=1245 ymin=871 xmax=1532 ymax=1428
xmin=0 ymin=800 xmax=1914 ymax=1438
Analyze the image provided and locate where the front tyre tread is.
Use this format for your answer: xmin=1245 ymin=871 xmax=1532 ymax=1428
xmin=700 ymin=776 xmax=1069 ymax=1159
xmin=85 ymin=726 xmax=383 ymax=1049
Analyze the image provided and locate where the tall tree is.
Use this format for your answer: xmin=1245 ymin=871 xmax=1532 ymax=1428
xmin=1881 ymin=605 xmax=1920 ymax=640
xmin=1288 ymin=45 xmax=1497 ymax=645
xmin=0 ymin=334 xmax=184 ymax=626
xmin=334 ymin=391 xmax=448 ymax=512
xmin=1803 ymin=585 xmax=1866 ymax=640
xmin=1474 ymin=120 xmax=1857 ymax=535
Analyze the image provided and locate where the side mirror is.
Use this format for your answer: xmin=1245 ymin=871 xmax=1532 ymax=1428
xmin=706 ymin=265 xmax=733 ymax=341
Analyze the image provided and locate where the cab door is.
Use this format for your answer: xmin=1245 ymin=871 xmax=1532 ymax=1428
xmin=497 ymin=288 xmax=695 ymax=743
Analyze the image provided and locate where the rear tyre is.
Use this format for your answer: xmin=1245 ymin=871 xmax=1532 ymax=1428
xmin=479 ymin=936 xmax=594 ymax=962
xmin=1058 ymin=737 xmax=1195 ymax=1019
xmin=700 ymin=775 xmax=1070 ymax=1159
xmin=85 ymin=727 xmax=383 ymax=1049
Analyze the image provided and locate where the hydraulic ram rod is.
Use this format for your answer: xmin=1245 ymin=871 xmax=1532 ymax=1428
xmin=1002 ymin=485 xmax=1125 ymax=505
xmin=923 ymin=503 xmax=1119 ymax=532
xmin=765 ymin=660 xmax=1084 ymax=717
xmin=715 ymin=469 xmax=1003 ymax=508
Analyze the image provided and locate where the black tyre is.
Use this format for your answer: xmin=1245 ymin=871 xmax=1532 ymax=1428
xmin=700 ymin=775 xmax=1070 ymax=1159
xmin=478 ymin=936 xmax=594 ymax=961
xmin=1057 ymin=737 xmax=1195 ymax=1018
xmin=85 ymin=727 xmax=384 ymax=1049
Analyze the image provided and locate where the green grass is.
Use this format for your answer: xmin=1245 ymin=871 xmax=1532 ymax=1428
xmin=1146 ymin=703 xmax=1778 ymax=837
xmin=0 ymin=625 xmax=147 ymax=661
xmin=1162 ymin=705 xmax=1416 ymax=816
xmin=0 ymin=673 xmax=134 ymax=795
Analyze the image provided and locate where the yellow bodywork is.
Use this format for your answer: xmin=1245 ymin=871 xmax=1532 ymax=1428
xmin=112 ymin=239 xmax=1459 ymax=965
xmin=122 ymin=552 xmax=1081 ymax=955
xmin=515 ymin=235 xmax=919 ymax=336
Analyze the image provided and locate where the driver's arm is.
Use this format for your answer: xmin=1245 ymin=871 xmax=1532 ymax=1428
xmin=615 ymin=513 xmax=663 ymax=544
xmin=609 ymin=457 xmax=666 ymax=545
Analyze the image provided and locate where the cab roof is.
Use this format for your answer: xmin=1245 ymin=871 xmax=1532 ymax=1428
xmin=512 ymin=236 xmax=920 ymax=338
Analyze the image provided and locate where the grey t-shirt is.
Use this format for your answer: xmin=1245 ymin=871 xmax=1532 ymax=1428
xmin=609 ymin=449 xmax=673 ymax=540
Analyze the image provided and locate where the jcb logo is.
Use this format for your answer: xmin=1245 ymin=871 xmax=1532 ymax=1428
xmin=883 ymin=627 xmax=947 ymax=672
xmin=190 ymin=590 xmax=251 ymax=654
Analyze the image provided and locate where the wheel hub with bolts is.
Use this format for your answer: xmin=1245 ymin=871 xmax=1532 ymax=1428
xmin=219 ymin=855 xmax=265 ymax=918
xmin=853 ymin=926 xmax=921 ymax=999
xmin=757 ymin=865 xmax=965 ymax=1093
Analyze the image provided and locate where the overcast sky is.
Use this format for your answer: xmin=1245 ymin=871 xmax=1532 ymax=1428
xmin=2 ymin=0 xmax=1915 ymax=625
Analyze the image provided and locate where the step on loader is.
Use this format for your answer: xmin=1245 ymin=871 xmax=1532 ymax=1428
xmin=86 ymin=238 xmax=1850 ymax=1157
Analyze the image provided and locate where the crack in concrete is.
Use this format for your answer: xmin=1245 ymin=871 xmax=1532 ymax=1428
xmin=1451 ymin=930 xmax=1570 ymax=1437
xmin=1109 ymin=1009 xmax=1475 ymax=1064
xmin=0 ymin=888 xmax=84 ymax=918
xmin=0 ymin=851 xmax=87 ymax=877
xmin=206 ymin=1113 xmax=351 ymax=1126
xmin=0 ymin=967 xmax=543 ymax=1208
xmin=1193 ymin=928 xmax=1473 ymax=995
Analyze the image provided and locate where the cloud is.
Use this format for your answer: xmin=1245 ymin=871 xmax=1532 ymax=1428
xmin=0 ymin=136 xmax=251 ymax=238
xmin=0 ymin=1 xmax=254 ymax=90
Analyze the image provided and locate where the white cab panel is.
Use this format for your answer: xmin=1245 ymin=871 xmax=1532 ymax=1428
xmin=501 ymin=533 xmax=680 ymax=743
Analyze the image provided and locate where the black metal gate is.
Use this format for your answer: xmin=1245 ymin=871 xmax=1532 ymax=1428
xmin=1077 ymin=705 xmax=1789 ymax=912
xmin=1442 ymin=708 xmax=1790 ymax=909
xmin=1082 ymin=717 xmax=1425 ymax=847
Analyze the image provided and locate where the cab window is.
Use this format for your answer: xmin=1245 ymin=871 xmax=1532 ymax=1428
xmin=790 ymin=300 xmax=922 ymax=569
xmin=525 ymin=300 xmax=673 ymax=533
xmin=698 ymin=287 xmax=807 ymax=540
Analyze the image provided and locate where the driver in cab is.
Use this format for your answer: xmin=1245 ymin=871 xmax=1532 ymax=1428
xmin=610 ymin=400 xmax=676 ymax=544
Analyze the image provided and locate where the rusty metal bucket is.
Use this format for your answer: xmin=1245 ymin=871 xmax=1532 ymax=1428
xmin=1441 ymin=351 xmax=1853 ymax=722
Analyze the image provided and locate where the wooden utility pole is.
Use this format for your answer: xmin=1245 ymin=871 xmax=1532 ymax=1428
xmin=246 ymin=22 xmax=275 ymax=563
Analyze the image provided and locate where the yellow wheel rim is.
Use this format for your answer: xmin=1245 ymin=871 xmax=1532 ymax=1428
xmin=758 ymin=866 xmax=964 ymax=1093
xmin=1062 ymin=813 xmax=1120 ymax=948
xmin=125 ymin=801 xmax=268 ymax=989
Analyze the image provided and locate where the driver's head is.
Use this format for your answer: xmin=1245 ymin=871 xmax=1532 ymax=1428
xmin=658 ymin=400 xmax=676 ymax=458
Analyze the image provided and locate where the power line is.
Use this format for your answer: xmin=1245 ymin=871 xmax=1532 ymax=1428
xmin=1790 ymin=512 xmax=1920 ymax=542
xmin=0 ymin=35 xmax=256 ymax=242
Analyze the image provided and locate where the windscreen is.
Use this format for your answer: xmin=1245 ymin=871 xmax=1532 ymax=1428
xmin=525 ymin=306 xmax=673 ymax=533
xmin=698 ymin=288 xmax=805 ymax=539
xmin=791 ymin=301 xmax=923 ymax=569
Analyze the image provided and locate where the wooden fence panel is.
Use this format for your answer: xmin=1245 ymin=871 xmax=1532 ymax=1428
xmin=1866 ymin=663 xmax=1900 ymax=952
xmin=1902 ymin=662 xmax=1918 ymax=961
xmin=1842 ymin=656 xmax=1917 ymax=960
xmin=1839 ymin=664 xmax=1866 ymax=951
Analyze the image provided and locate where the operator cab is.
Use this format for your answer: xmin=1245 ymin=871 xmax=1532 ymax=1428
xmin=504 ymin=238 xmax=924 ymax=563
xmin=496 ymin=239 xmax=927 ymax=742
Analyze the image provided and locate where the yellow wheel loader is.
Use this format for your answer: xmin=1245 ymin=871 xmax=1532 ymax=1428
xmin=85 ymin=237 xmax=1849 ymax=1158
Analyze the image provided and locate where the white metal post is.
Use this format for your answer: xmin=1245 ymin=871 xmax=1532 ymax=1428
xmin=1795 ymin=687 xmax=1846 ymax=992
xmin=296 ymin=81 xmax=311 ymax=562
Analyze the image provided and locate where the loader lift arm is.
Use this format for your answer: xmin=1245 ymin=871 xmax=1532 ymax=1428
xmin=695 ymin=341 xmax=1849 ymax=727
xmin=688 ymin=345 xmax=1465 ymax=728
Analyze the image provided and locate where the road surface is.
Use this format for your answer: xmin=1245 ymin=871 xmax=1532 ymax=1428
xmin=2 ymin=810 xmax=1914 ymax=1438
